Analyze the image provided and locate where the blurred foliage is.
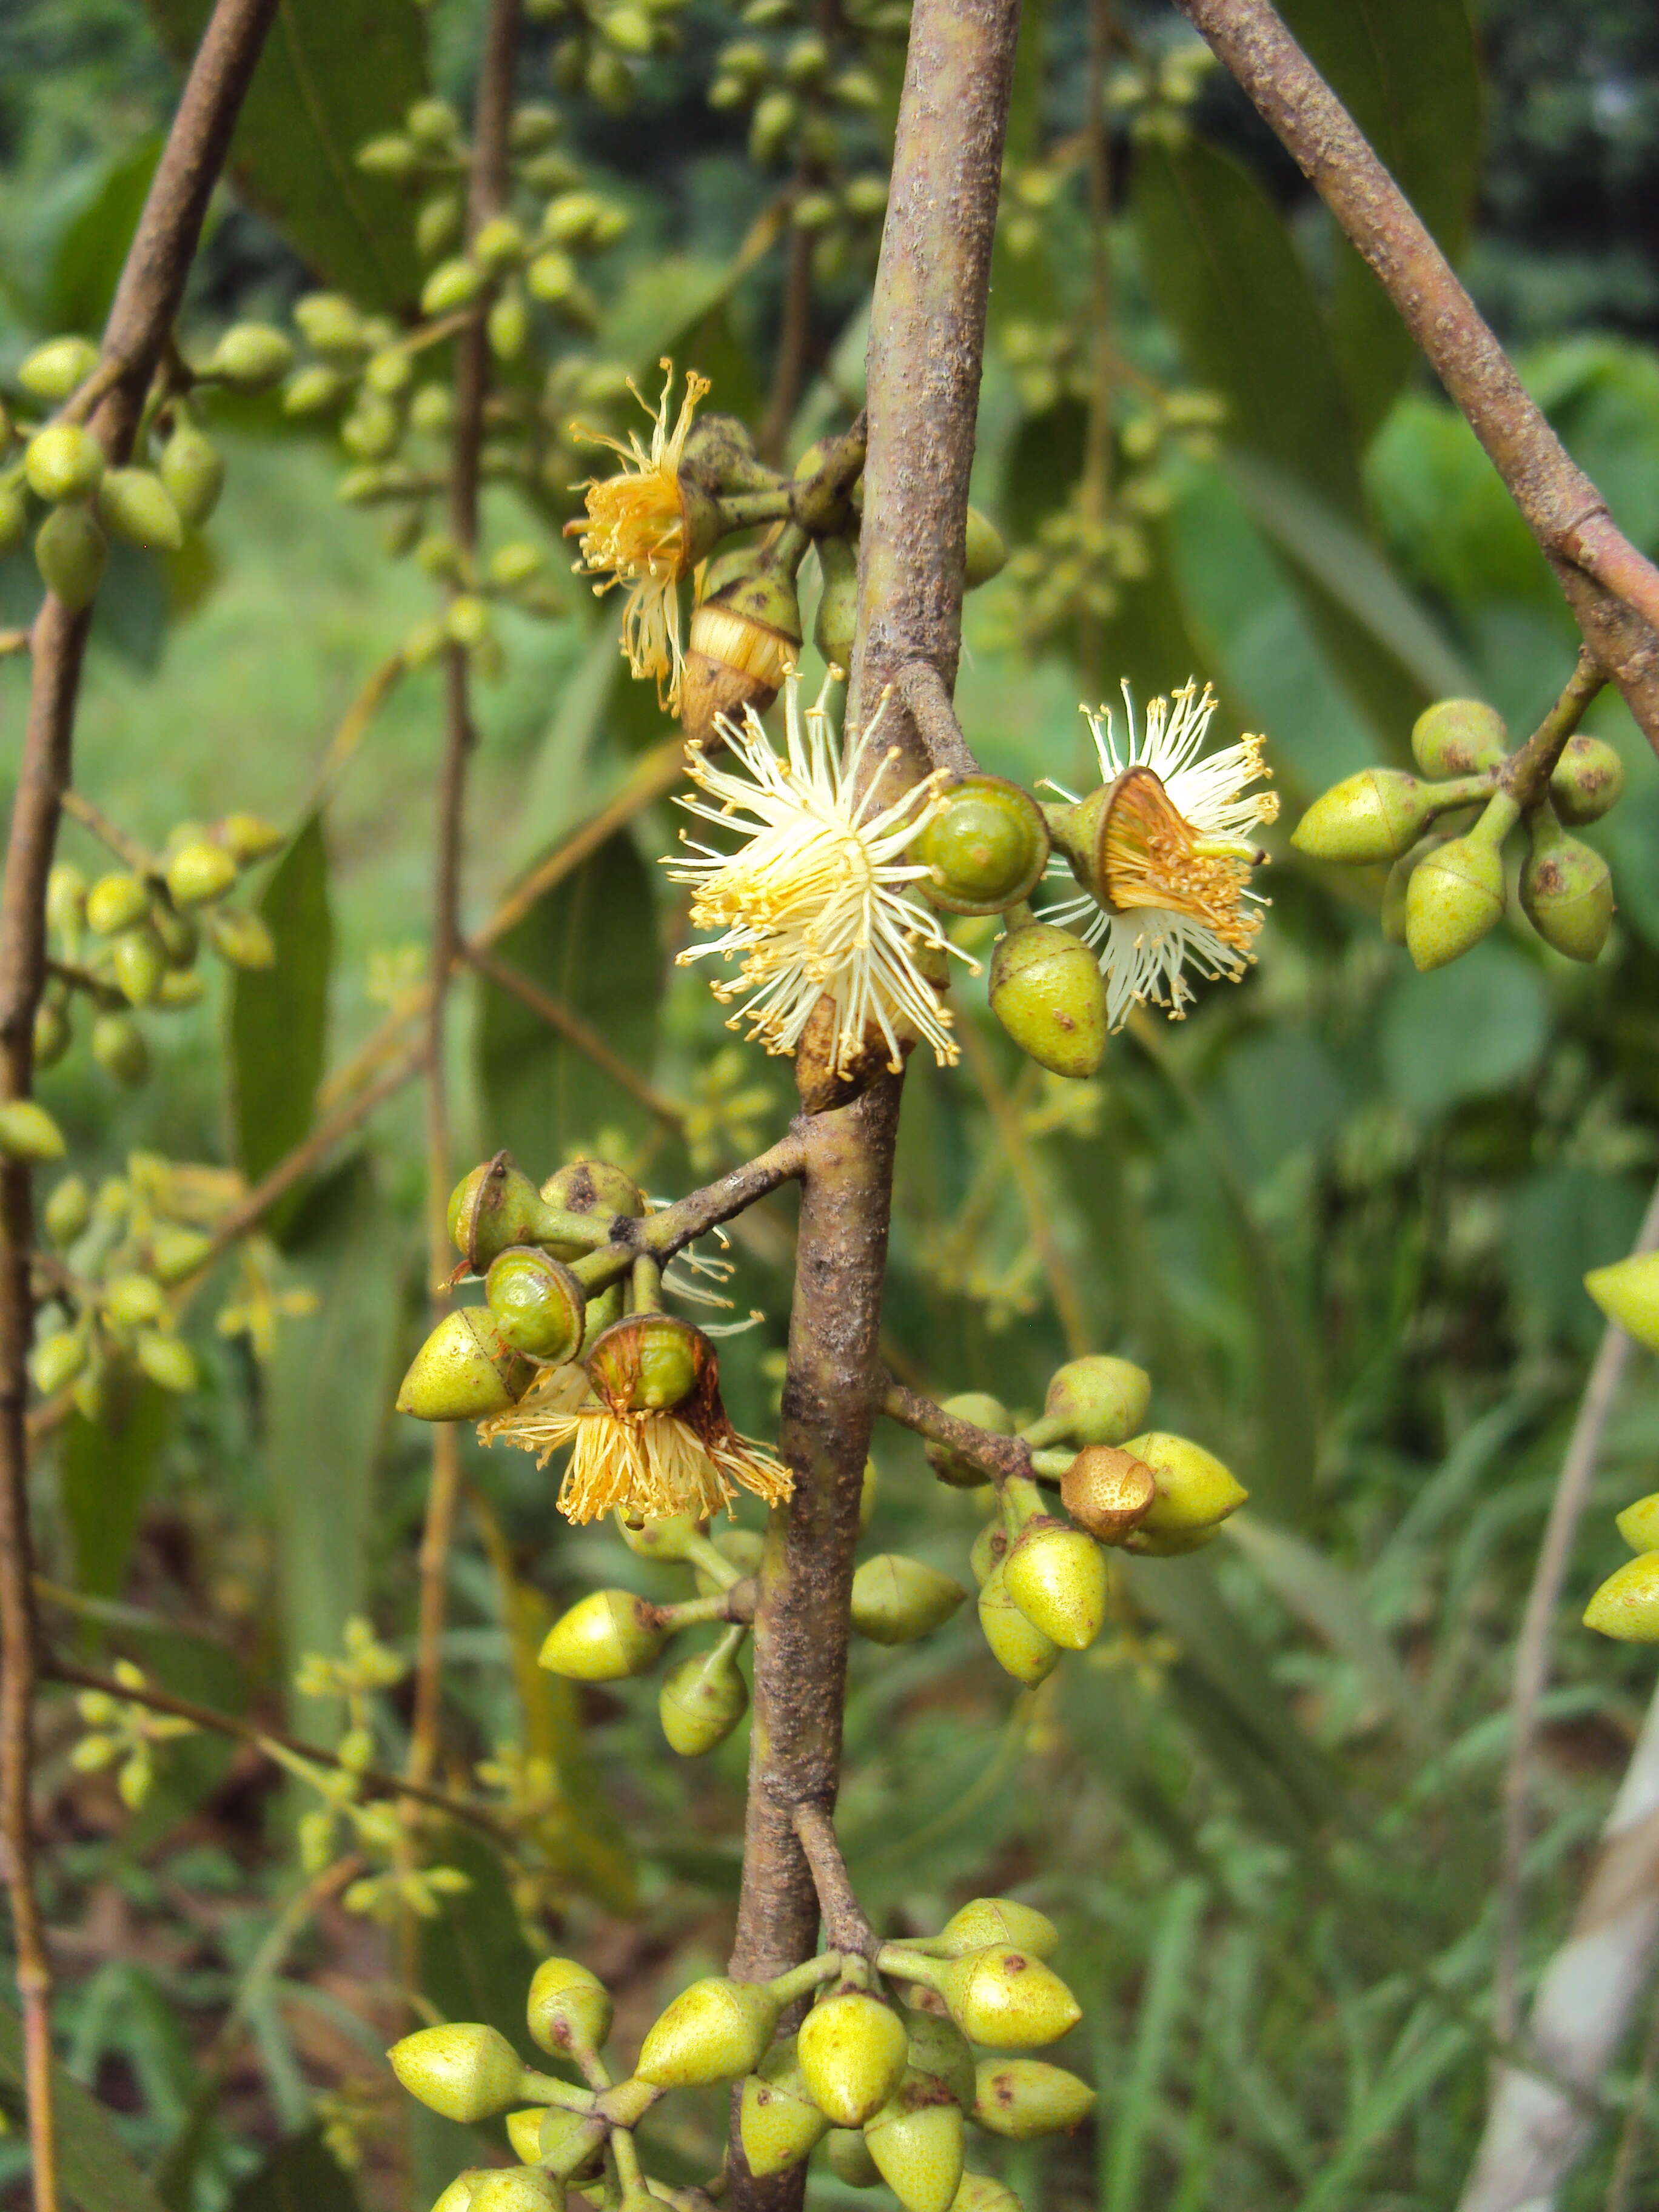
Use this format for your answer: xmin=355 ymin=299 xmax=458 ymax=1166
xmin=3 ymin=0 xmax=1659 ymax=2208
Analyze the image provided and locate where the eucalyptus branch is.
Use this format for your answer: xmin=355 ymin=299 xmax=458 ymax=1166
xmin=58 ymin=789 xmax=159 ymax=875
xmin=791 ymin=1803 xmax=877 ymax=1959
xmin=879 ymin=1373 xmax=1034 ymax=1487
xmin=1498 ymin=649 xmax=1607 ymax=811
xmin=894 ymin=661 xmax=979 ymax=778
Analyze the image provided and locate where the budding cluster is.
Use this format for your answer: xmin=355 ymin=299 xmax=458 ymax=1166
xmin=1581 ymin=1247 xmax=1659 ymax=1644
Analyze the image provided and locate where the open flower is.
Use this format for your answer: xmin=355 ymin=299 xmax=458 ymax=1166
xmin=1041 ymin=679 xmax=1276 ymax=1029
xmin=567 ymin=360 xmax=710 ymax=709
xmin=669 ymin=674 xmax=971 ymax=1081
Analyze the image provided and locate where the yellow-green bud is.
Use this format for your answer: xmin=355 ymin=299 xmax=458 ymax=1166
xmin=826 ymin=2129 xmax=883 ymax=2187
xmin=952 ymin=2174 xmax=1023 ymax=2212
xmin=98 ymin=467 xmax=184 ymax=552
xmin=536 ymin=2105 xmax=608 ymax=2180
xmin=295 ymin=293 xmax=366 ymax=354
xmin=538 ymin=1589 xmax=666 ymax=1681
xmin=396 ymin=1307 xmax=534 ymax=1421
xmin=1520 ymin=805 xmax=1612 ymax=964
xmin=26 ymin=424 xmax=106 ymax=504
xmin=931 ymin=1949 xmax=1081 ymax=2050
xmin=104 ymin=1273 xmax=166 ymax=1328
xmin=964 ymin=506 xmax=1007 ymax=589
xmin=903 ymin=2008 xmax=975 ymax=2109
xmin=1404 ymin=817 xmax=1508 ymax=971
xmin=1002 ymin=1522 xmax=1107 ymax=1651
xmin=207 ymin=907 xmax=276 ymax=970
xmin=616 ymin=1512 xmax=701 ymax=1561
xmin=166 ymin=841 xmax=238 ymax=909
xmin=149 ymin=1224 xmax=213 ymax=1286
xmin=32 ymin=1329 xmax=87 ymax=1396
xmin=1034 ymin=1355 xmax=1150 ymax=1448
xmin=35 ymin=504 xmax=107 ymax=610
xmin=19 ymin=337 xmax=100 ymax=403
xmin=506 ymin=2108 xmax=548 ymax=2163
xmin=1550 ymin=734 xmax=1624 ymax=825
xmin=1411 ymin=698 xmax=1507 ymax=778
xmin=527 ymin=1956 xmax=613 ymax=2056
xmin=357 ymin=132 xmax=417 ymax=177
xmin=925 ymin=1393 xmax=1010 ymax=1487
xmin=1119 ymin=1430 xmax=1247 ymax=1550
xmin=971 ymin=2059 xmax=1094 ymax=2139
xmin=0 ymin=484 xmax=26 ymax=556
xmin=0 ymin=1101 xmax=65 ymax=1164
xmin=33 ymin=1000 xmax=70 ymax=1070
xmin=968 ymin=1521 xmax=1005 ymax=1587
xmin=283 ymin=365 xmax=346 ymax=417
xmin=988 ymin=922 xmax=1108 ymax=1080
xmin=159 ymin=427 xmax=226 ymax=526
xmin=586 ymin=1312 xmax=708 ymax=1413
xmin=864 ymin=2074 xmax=966 ymax=2212
xmin=430 ymin=2174 xmax=483 ymax=2212
xmin=388 ymin=2023 xmax=525 ymax=2122
xmin=43 ymin=1175 xmax=90 ymax=1245
xmin=976 ymin=1566 xmax=1060 ymax=1685
xmin=475 ymin=215 xmax=527 ymax=270
xmin=1290 ymin=769 xmax=1438 ymax=865
xmin=423 ymin=258 xmax=484 ymax=317
xmin=933 ymin=1899 xmax=1059 ymax=1962
xmin=85 ymin=874 xmax=149 ymax=936
xmin=850 ymin=1555 xmax=968 ymax=1644
xmin=659 ymin=1630 xmax=749 ymax=1755
xmin=468 ymin=2170 xmax=563 ymax=2211
xmin=1617 ymin=1494 xmax=1659 ymax=1553
xmin=916 ymin=779 xmax=1050 ymax=918
xmin=112 ymin=927 xmax=166 ymax=1007
xmin=1585 ymin=1250 xmax=1659 ymax=1352
xmin=635 ymin=1977 xmax=780 ymax=2087
xmin=1585 ymin=1551 xmax=1659 ymax=1642
xmin=210 ymin=323 xmax=295 ymax=389
xmin=45 ymin=863 xmax=86 ymax=932
xmin=221 ymin=813 xmax=284 ymax=865
xmin=797 ymin=1991 xmax=909 ymax=2126
xmin=92 ymin=1012 xmax=149 ymax=1086
xmin=484 ymin=1247 xmax=586 ymax=1362
xmin=541 ymin=1156 xmax=645 ymax=1241
xmin=157 ymin=970 xmax=204 ymax=1009
xmin=136 ymin=1329 xmax=198 ymax=1394
xmin=739 ymin=2036 xmax=832 ymax=2176
xmin=449 ymin=1155 xmax=548 ymax=1269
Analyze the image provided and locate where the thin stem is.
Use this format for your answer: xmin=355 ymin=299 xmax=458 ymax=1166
xmin=880 ymin=1373 xmax=1034 ymax=1486
xmin=792 ymin=1803 xmax=876 ymax=1958
xmin=760 ymin=224 xmax=817 ymax=467
xmin=1500 ymin=649 xmax=1607 ymax=810
xmin=0 ymin=7 xmax=279 ymax=2204
xmin=894 ymin=662 xmax=978 ymax=778
xmin=58 ymin=790 xmax=158 ymax=876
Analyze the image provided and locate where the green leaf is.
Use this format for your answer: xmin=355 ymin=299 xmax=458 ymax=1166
xmin=45 ymin=135 xmax=164 ymax=337
xmin=227 ymin=812 xmax=333 ymax=1229
xmin=228 ymin=2128 xmax=361 ymax=2212
xmin=1378 ymin=940 xmax=1550 ymax=1116
xmin=59 ymin=1378 xmax=170 ymax=1600
xmin=144 ymin=0 xmax=425 ymax=309
xmin=0 ymin=2000 xmax=167 ymax=2212
xmin=1101 ymin=1879 xmax=1206 ymax=2212
xmin=476 ymin=829 xmax=663 ymax=1171
xmin=1366 ymin=395 xmax=1557 ymax=612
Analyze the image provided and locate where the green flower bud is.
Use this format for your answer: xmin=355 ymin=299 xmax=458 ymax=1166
xmin=527 ymin=249 xmax=578 ymax=304
xmin=1033 ymin=1355 xmax=1150 ymax=1448
xmin=85 ymin=874 xmax=149 ymax=936
xmin=149 ymin=1224 xmax=213 ymax=1285
xmin=25 ymin=424 xmax=106 ymax=505
xmin=903 ymin=2008 xmax=974 ymax=2110
xmin=925 ymin=1393 xmax=1010 ymax=1487
xmin=92 ymin=1012 xmax=149 ymax=1086
xmin=968 ymin=1521 xmax=1005 ymax=1587
xmin=1290 ymin=769 xmax=1438 ymax=865
xmin=616 ymin=1511 xmax=700 ymax=1561
xmin=934 ymin=1899 xmax=1059 ymax=1962
xmin=388 ymin=2022 xmax=526 ymax=2122
xmin=466 ymin=2170 xmax=562 ymax=2212
xmin=295 ymin=293 xmax=366 ymax=354
xmin=1550 ymin=734 xmax=1625 ymax=825
xmin=33 ymin=1000 xmax=70 ymax=1070
xmin=813 ymin=533 xmax=857 ymax=672
xmin=976 ymin=1566 xmax=1060 ymax=1685
xmin=850 ymin=1555 xmax=968 ymax=1644
xmin=988 ymin=923 xmax=1107 ymax=1081
xmin=396 ymin=1307 xmax=535 ymax=1421
xmin=159 ymin=427 xmax=226 ymax=526
xmin=1585 ymin=1250 xmax=1659 ymax=1352
xmin=32 ymin=1328 xmax=87 ymax=1396
xmin=166 ymin=840 xmax=238 ymax=909
xmin=1059 ymin=1444 xmax=1157 ymax=1544
xmin=1002 ymin=1522 xmax=1107 ymax=1651
xmin=221 ymin=813 xmax=284 ymax=865
xmin=152 ymin=882 xmax=199 ymax=956
xmin=952 ymin=2173 xmax=1023 ymax=2212
xmin=739 ymin=2035 xmax=832 ymax=2176
xmin=429 ymin=2173 xmax=483 ymax=2212
xmin=659 ymin=1628 xmax=749 ymax=1754
xmin=931 ymin=1948 xmax=1081 ymax=2050
xmin=826 ymin=2128 xmax=883 ymax=2187
xmin=449 ymin=1156 xmax=546 ymax=1268
xmin=964 ymin=506 xmax=1007 ymax=589
xmin=1119 ymin=1431 xmax=1247 ymax=1550
xmin=506 ymin=2108 xmax=548 ymax=2163
xmin=484 ymin=1247 xmax=586 ymax=1362
xmin=540 ymin=1156 xmax=643 ymax=1235
xmin=527 ymin=1955 xmax=613 ymax=2056
xmin=1410 ymin=698 xmax=1507 ymax=778
xmin=343 ymin=395 xmax=403 ymax=461
xmin=798 ymin=1991 xmax=910 ymax=2126
xmin=19 ymin=337 xmax=100 ymax=403
xmin=284 ymin=364 xmax=347 ymax=417
xmin=157 ymin=970 xmax=204 ymax=1010
xmin=206 ymin=907 xmax=276 ymax=970
xmin=210 ymin=323 xmax=295 ymax=389
xmin=423 ymin=258 xmax=484 ymax=317
xmin=46 ymin=863 xmax=88 ymax=933
xmin=538 ymin=1589 xmax=666 ymax=1681
xmin=865 ymin=2074 xmax=965 ymax=2212
xmin=357 ymin=133 xmax=418 ymax=176
xmin=971 ymin=2058 xmax=1094 ymax=2139
xmin=1618 ymin=1494 xmax=1659 ymax=1553
xmin=364 ymin=348 xmax=414 ymax=398
xmin=104 ymin=1273 xmax=165 ymax=1328
xmin=474 ymin=215 xmax=528 ymax=270
xmin=1585 ymin=1551 xmax=1659 ymax=1642
xmin=0 ymin=484 xmax=27 ymax=556
xmin=1404 ymin=823 xmax=1507 ymax=973
xmin=446 ymin=594 xmax=492 ymax=649
xmin=35 ymin=504 xmax=107 ymax=610
xmin=112 ymin=926 xmax=166 ymax=1007
xmin=97 ymin=469 xmax=183 ymax=552
xmin=136 ymin=1329 xmax=198 ymax=1394
xmin=636 ymin=1977 xmax=780 ymax=2087
xmin=916 ymin=779 xmax=1050 ymax=918
xmin=489 ymin=543 xmax=544 ymax=590
xmin=1520 ymin=804 xmax=1612 ymax=964
xmin=586 ymin=1312 xmax=709 ymax=1413
xmin=44 ymin=1175 xmax=90 ymax=1245
xmin=0 ymin=1101 xmax=65 ymax=1163
xmin=537 ymin=2105 xmax=608 ymax=2180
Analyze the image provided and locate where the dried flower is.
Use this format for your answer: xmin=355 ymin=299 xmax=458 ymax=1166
xmin=669 ymin=674 xmax=970 ymax=1082
xmin=1042 ymin=679 xmax=1276 ymax=1028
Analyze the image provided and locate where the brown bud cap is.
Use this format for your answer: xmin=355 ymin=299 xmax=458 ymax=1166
xmin=682 ymin=562 xmax=803 ymax=747
xmin=1060 ymin=1446 xmax=1156 ymax=1543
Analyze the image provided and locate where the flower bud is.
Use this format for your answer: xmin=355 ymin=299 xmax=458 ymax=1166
xmin=682 ymin=559 xmax=803 ymax=748
xmin=136 ymin=1330 xmax=199 ymax=1394
xmin=537 ymin=2105 xmax=608 ymax=2180
xmin=26 ymin=424 xmax=106 ymax=505
xmin=952 ymin=2174 xmax=1022 ymax=2212
xmin=388 ymin=2022 xmax=526 ymax=2122
xmin=1584 ymin=1250 xmax=1659 ymax=1353
xmin=92 ymin=1012 xmax=149 ymax=1087
xmin=971 ymin=2059 xmax=1094 ymax=2139
xmin=1290 ymin=769 xmax=1438 ymax=865
xmin=112 ymin=926 xmax=166 ymax=1007
xmin=538 ymin=1589 xmax=666 ymax=1681
xmin=1002 ymin=1522 xmax=1107 ymax=1651
xmin=35 ymin=504 xmax=107 ymax=611
xmin=1119 ymin=1430 xmax=1247 ymax=1550
xmin=814 ymin=532 xmax=858 ymax=671
xmin=964 ymin=506 xmax=1007 ymax=589
xmin=221 ymin=813 xmax=285 ymax=865
xmin=1034 ymin=1355 xmax=1150 ymax=1449
xmin=1404 ymin=817 xmax=1508 ymax=971
xmin=207 ymin=908 xmax=276 ymax=970
xmin=485 ymin=1247 xmax=586 ymax=1362
xmin=1519 ymin=805 xmax=1612 ymax=964
xmin=98 ymin=469 xmax=183 ymax=552
xmin=506 ymin=2107 xmax=551 ymax=2162
xmin=798 ymin=1990 xmax=909 ymax=2126
xmin=449 ymin=1155 xmax=547 ymax=1269
xmin=659 ymin=1631 xmax=749 ymax=1755
xmin=916 ymin=779 xmax=1050 ymax=917
xmin=1410 ymin=698 xmax=1507 ymax=778
xmin=32 ymin=1329 xmax=87 ymax=1397
xmin=159 ymin=426 xmax=226 ymax=526
xmin=827 ymin=2128 xmax=883 ymax=2187
xmin=469 ymin=2171 xmax=563 ymax=2212
xmin=86 ymin=874 xmax=149 ymax=936
xmin=210 ymin=323 xmax=295 ymax=389
xmin=864 ymin=2073 xmax=966 ymax=2212
xmin=157 ymin=970 xmax=204 ymax=1010
xmin=1584 ymin=1551 xmax=1659 ymax=1642
xmin=295 ymin=293 xmax=366 ymax=354
xmin=540 ymin=1156 xmax=645 ymax=1247
xmin=931 ymin=1949 xmax=1081 ymax=2050
xmin=925 ymin=1393 xmax=1010 ymax=1487
xmin=0 ymin=1101 xmax=65 ymax=1164
xmin=431 ymin=2174 xmax=483 ymax=2212
xmin=423 ymin=258 xmax=484 ymax=317
xmin=166 ymin=841 xmax=238 ymax=909
xmin=1059 ymin=1446 xmax=1156 ymax=1543
xmin=635 ymin=1976 xmax=780 ymax=2087
xmin=19 ymin=337 xmax=100 ymax=403
xmin=988 ymin=923 xmax=1107 ymax=1081
xmin=968 ymin=1521 xmax=1005 ymax=1587
xmin=616 ymin=1512 xmax=701 ymax=1561
xmin=397 ymin=1307 xmax=534 ymax=1421
xmin=850 ymin=1555 xmax=968 ymax=1645
xmin=586 ymin=1312 xmax=709 ymax=1413
xmin=527 ymin=1956 xmax=613 ymax=2056
xmin=104 ymin=1272 xmax=166 ymax=1328
xmin=33 ymin=1001 xmax=70 ymax=1070
xmin=976 ymin=1566 xmax=1060 ymax=1685
xmin=44 ymin=1176 xmax=90 ymax=1245
xmin=934 ymin=1899 xmax=1059 ymax=1962
xmin=1617 ymin=1493 xmax=1659 ymax=1554
xmin=902 ymin=2008 xmax=975 ymax=2108
xmin=739 ymin=2036 xmax=832 ymax=2176
xmin=1550 ymin=734 xmax=1624 ymax=825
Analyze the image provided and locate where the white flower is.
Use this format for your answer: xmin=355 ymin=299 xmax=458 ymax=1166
xmin=1041 ymin=678 xmax=1276 ymax=1030
xmin=668 ymin=674 xmax=973 ymax=1078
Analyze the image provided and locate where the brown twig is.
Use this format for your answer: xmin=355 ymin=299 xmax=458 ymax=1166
xmin=894 ymin=662 xmax=978 ymax=779
xmin=464 ymin=943 xmax=687 ymax=1130
xmin=1173 ymin=0 xmax=1659 ymax=757
xmin=1493 ymin=1174 xmax=1659 ymax=2043
xmin=58 ymin=790 xmax=158 ymax=875
xmin=791 ymin=1803 xmax=876 ymax=1958
xmin=879 ymin=1373 xmax=1034 ymax=1486
xmin=1500 ymin=649 xmax=1607 ymax=811
xmin=0 ymin=7 xmax=278 ymax=2203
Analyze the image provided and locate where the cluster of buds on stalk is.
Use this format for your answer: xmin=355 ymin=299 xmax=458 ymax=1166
xmin=1580 ymin=1247 xmax=1659 ymax=1641
xmin=1292 ymin=692 xmax=1624 ymax=970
